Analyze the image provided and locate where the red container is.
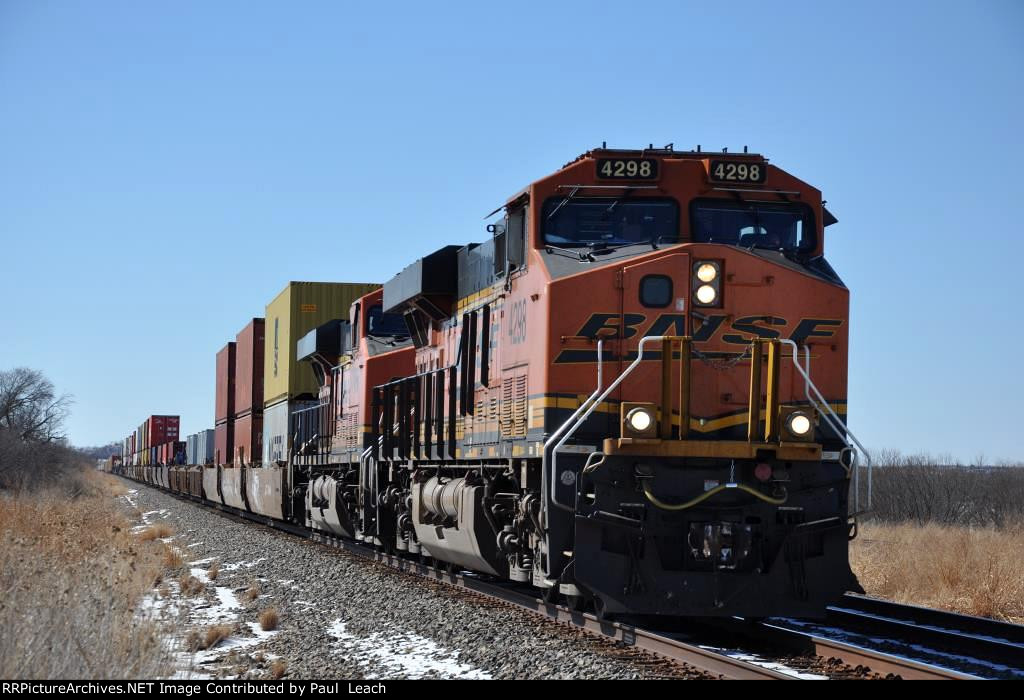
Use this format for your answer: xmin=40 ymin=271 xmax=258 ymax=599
xmin=147 ymin=415 xmax=180 ymax=448
xmin=234 ymin=319 xmax=265 ymax=418
xmin=233 ymin=412 xmax=263 ymax=466
xmin=215 ymin=420 xmax=234 ymax=466
xmin=216 ymin=343 xmax=237 ymax=422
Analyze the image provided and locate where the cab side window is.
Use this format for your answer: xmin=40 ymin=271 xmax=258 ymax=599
xmin=507 ymin=206 xmax=527 ymax=272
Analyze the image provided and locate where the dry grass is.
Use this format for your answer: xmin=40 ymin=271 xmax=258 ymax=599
xmin=242 ymin=584 xmax=260 ymax=603
xmin=163 ymin=545 xmax=185 ymax=569
xmin=258 ymin=607 xmax=279 ymax=631
xmin=269 ymin=658 xmax=287 ymax=679
xmin=137 ymin=523 xmax=174 ymax=541
xmin=852 ymin=520 xmax=1024 ymax=623
xmin=0 ymin=470 xmax=173 ymax=678
xmin=178 ymin=574 xmax=204 ymax=597
xmin=207 ymin=560 xmax=220 ymax=580
xmin=201 ymin=624 xmax=233 ymax=650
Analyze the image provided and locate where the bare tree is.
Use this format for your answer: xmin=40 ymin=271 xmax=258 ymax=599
xmin=0 ymin=368 xmax=72 ymax=443
xmin=863 ymin=448 xmax=1024 ymax=527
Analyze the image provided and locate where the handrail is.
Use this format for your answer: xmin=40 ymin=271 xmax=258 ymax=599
xmin=543 ymin=340 xmax=603 ymax=515
xmin=546 ymin=337 xmax=673 ymax=515
xmin=780 ymin=338 xmax=872 ymax=511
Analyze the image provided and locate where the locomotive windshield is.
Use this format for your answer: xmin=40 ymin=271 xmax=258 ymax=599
xmin=543 ymin=197 xmax=679 ymax=247
xmin=690 ymin=199 xmax=816 ymax=253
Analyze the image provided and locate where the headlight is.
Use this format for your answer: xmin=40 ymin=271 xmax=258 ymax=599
xmin=693 ymin=261 xmax=722 ymax=307
xmin=787 ymin=412 xmax=812 ymax=436
xmin=695 ymin=284 xmax=717 ymax=304
xmin=696 ymin=263 xmax=718 ymax=283
xmin=621 ymin=402 xmax=658 ymax=438
xmin=626 ymin=407 xmax=653 ymax=432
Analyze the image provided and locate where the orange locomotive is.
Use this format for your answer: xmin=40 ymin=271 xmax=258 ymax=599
xmin=301 ymin=145 xmax=867 ymax=618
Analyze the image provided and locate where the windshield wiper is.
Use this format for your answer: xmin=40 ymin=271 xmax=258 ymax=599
xmin=545 ymin=244 xmax=595 ymax=262
xmin=581 ymin=235 xmax=676 ymax=257
xmin=546 ymin=185 xmax=581 ymax=221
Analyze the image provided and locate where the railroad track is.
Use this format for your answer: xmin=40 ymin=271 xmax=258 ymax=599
xmin=127 ymin=480 xmax=1002 ymax=680
xmin=753 ymin=595 xmax=1024 ymax=679
xmin=830 ymin=593 xmax=1024 ymax=664
xmin=822 ymin=594 xmax=1024 ymax=673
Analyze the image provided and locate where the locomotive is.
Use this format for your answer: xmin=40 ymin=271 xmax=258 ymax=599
xmin=125 ymin=145 xmax=869 ymax=620
xmin=293 ymin=145 xmax=866 ymax=619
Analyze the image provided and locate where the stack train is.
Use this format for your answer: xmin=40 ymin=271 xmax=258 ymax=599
xmin=109 ymin=145 xmax=870 ymax=619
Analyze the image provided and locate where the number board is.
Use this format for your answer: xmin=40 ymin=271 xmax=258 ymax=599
xmin=596 ymin=158 xmax=659 ymax=180
xmin=708 ymin=160 xmax=766 ymax=184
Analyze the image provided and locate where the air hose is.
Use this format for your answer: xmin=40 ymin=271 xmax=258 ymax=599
xmin=641 ymin=480 xmax=787 ymax=511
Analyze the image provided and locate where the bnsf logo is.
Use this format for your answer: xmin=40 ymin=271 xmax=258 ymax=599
xmin=557 ymin=313 xmax=841 ymax=363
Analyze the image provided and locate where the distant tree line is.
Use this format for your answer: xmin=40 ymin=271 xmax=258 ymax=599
xmin=76 ymin=442 xmax=122 ymax=460
xmin=857 ymin=449 xmax=1024 ymax=527
xmin=0 ymin=367 xmax=86 ymax=492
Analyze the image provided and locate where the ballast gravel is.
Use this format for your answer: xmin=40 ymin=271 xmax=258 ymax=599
xmin=122 ymin=482 xmax=710 ymax=680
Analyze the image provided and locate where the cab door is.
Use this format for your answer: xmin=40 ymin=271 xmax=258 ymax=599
xmin=617 ymin=253 xmax=690 ymax=433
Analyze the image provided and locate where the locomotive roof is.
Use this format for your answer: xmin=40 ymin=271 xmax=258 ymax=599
xmin=562 ymin=145 xmax=766 ymax=170
xmin=498 ymin=145 xmax=771 ymax=208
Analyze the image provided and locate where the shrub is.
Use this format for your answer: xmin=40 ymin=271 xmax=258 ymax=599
xmin=138 ymin=524 xmax=174 ymax=541
xmin=178 ymin=574 xmax=204 ymax=597
xmin=202 ymin=624 xmax=233 ymax=650
xmin=258 ymin=608 xmax=279 ymax=631
xmin=854 ymin=451 xmax=1024 ymax=527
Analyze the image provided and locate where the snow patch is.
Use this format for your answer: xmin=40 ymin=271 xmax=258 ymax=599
xmin=221 ymin=557 xmax=267 ymax=572
xmin=698 ymin=645 xmax=829 ymax=679
xmin=177 ymin=626 xmax=278 ymax=680
xmin=327 ymin=619 xmax=490 ymax=680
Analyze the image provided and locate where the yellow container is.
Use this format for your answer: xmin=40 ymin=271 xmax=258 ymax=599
xmin=263 ymin=281 xmax=379 ymax=407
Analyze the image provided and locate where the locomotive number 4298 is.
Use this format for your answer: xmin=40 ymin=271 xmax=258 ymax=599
xmin=709 ymin=160 xmax=766 ymax=183
xmin=596 ymin=158 xmax=658 ymax=180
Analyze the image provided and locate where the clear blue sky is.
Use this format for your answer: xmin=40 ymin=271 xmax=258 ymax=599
xmin=1 ymin=1 xmax=1022 ymax=461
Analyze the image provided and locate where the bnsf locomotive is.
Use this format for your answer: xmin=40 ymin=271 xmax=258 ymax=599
xmin=127 ymin=145 xmax=869 ymax=619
